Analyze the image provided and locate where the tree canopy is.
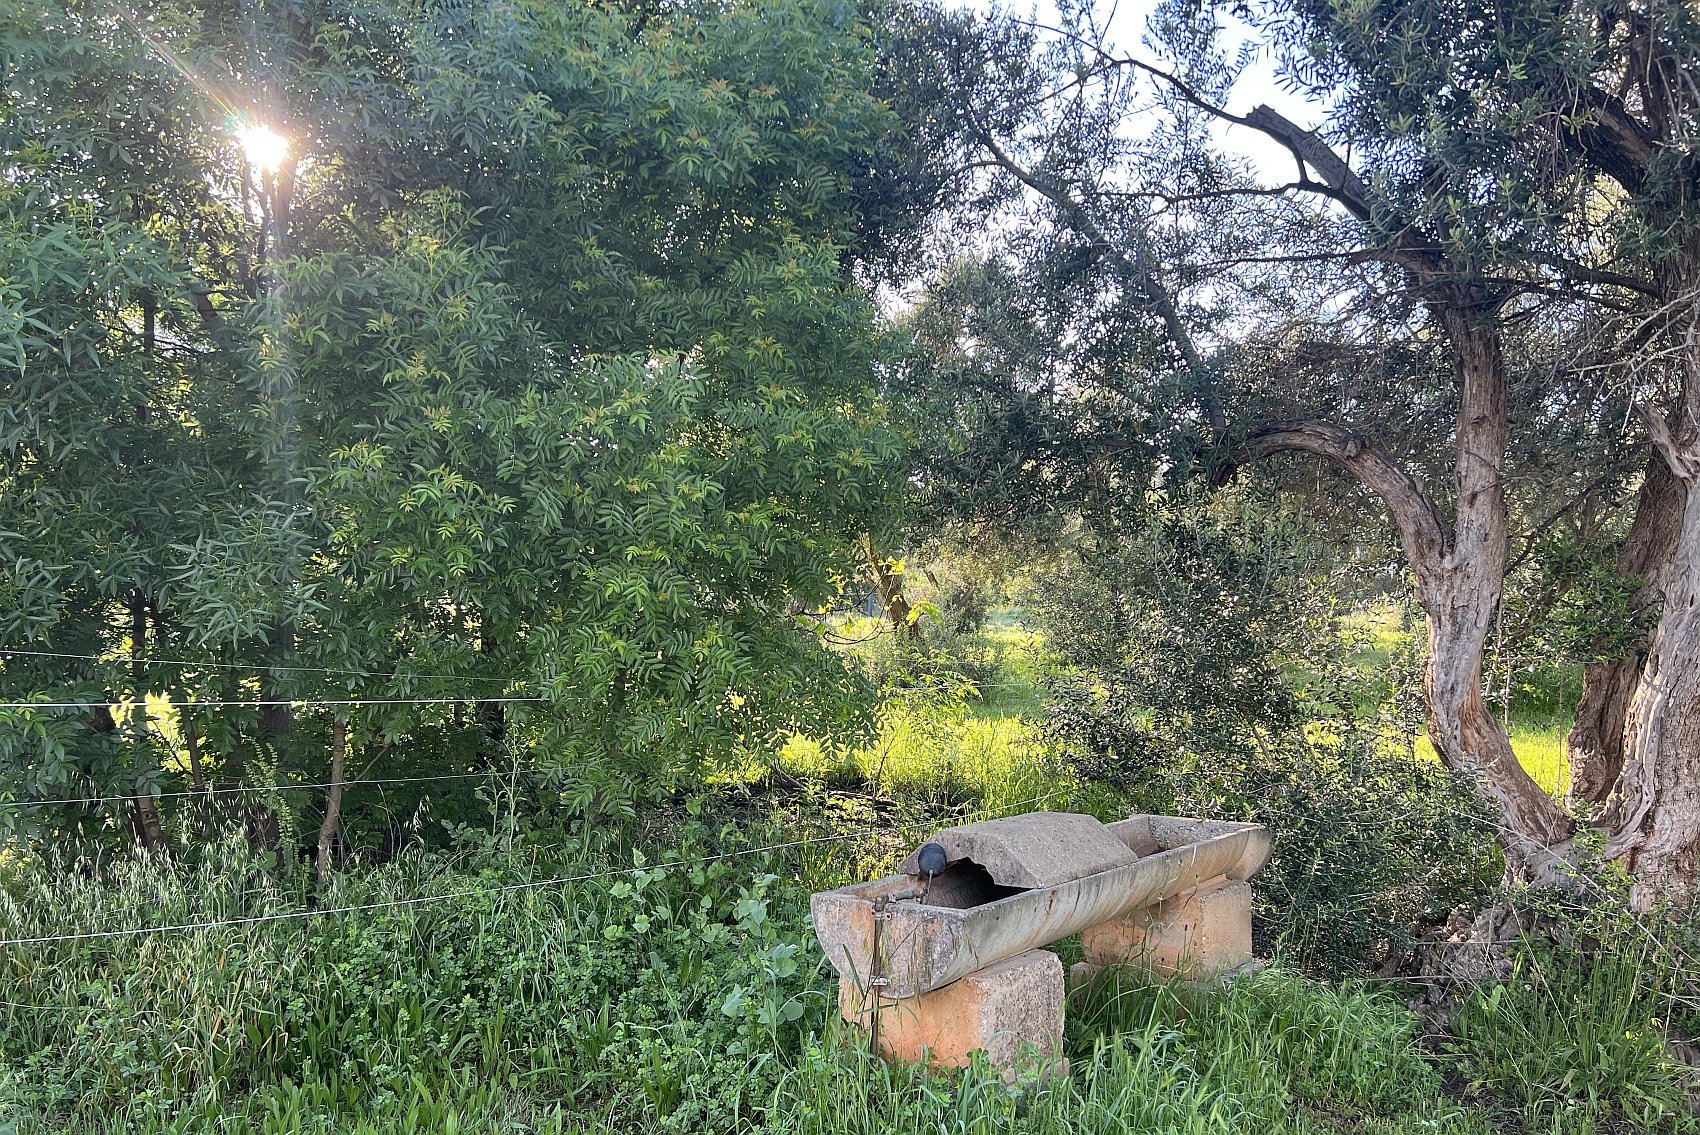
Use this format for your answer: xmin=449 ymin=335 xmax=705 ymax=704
xmin=882 ymin=0 xmax=1700 ymax=905
xmin=0 ymin=0 xmax=912 ymax=838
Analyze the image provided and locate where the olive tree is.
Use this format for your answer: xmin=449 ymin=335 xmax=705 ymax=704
xmin=890 ymin=0 xmax=1698 ymax=900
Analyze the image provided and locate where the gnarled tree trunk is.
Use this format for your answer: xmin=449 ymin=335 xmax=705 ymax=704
xmin=1419 ymin=304 xmax=1576 ymax=881
xmin=1541 ymin=53 xmax=1700 ymax=909
xmin=1569 ymin=655 xmax=1645 ymax=803
xmin=1568 ymin=458 xmax=1687 ymax=803
xmin=1226 ymin=417 xmax=1581 ymax=882
xmin=1424 ymin=602 xmax=1575 ymax=879
xmin=1608 ymin=498 xmax=1700 ymax=907
xmin=1603 ymin=406 xmax=1700 ymax=908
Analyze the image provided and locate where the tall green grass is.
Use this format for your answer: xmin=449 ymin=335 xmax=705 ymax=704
xmin=1449 ymin=914 xmax=1700 ymax=1133
xmin=0 ymin=818 xmax=1515 ymax=1135
xmin=775 ymin=968 xmax=1498 ymax=1135
xmin=4 ymin=618 xmax=1691 ymax=1132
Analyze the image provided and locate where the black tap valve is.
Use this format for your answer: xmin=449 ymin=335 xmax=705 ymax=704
xmin=916 ymin=841 xmax=949 ymax=879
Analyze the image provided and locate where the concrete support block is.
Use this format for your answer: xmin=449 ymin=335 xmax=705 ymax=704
xmin=840 ymin=948 xmax=1065 ymax=1074
xmin=1079 ymin=877 xmax=1252 ymax=977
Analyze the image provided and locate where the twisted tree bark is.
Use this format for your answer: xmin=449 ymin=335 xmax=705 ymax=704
xmin=1567 ymin=459 xmax=1686 ymax=804
xmin=1602 ymin=402 xmax=1700 ymax=908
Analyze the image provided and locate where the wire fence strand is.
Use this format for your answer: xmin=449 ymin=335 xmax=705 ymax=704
xmin=0 ymin=647 xmax=525 ymax=685
xmin=0 ymin=696 xmax=549 ymax=710
xmin=0 ymin=789 xmax=1067 ymax=949
xmin=0 ymin=768 xmax=565 ymax=810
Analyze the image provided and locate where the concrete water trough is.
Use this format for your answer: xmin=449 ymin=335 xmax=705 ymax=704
xmin=810 ymin=812 xmax=1271 ymax=1072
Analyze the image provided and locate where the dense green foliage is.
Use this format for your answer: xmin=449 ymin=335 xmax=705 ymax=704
xmin=4 ymin=762 xmax=1694 ymax=1133
xmin=4 ymin=0 xmax=1700 ymax=1132
xmin=0 ymin=823 xmax=826 ymax=1132
xmin=0 ymin=0 xmax=910 ymax=834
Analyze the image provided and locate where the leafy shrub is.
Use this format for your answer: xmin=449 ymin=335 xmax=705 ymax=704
xmin=1033 ymin=492 xmax=1499 ymax=974
xmin=1032 ymin=493 xmax=1318 ymax=745
xmin=1045 ymin=679 xmax=1498 ymax=975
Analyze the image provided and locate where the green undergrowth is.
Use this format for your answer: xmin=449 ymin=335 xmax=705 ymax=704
xmin=4 ymin=808 xmax=1695 ymax=1134
xmin=3 ymin=620 xmax=1693 ymax=1132
xmin=779 ymin=969 xmax=1495 ymax=1135
xmin=777 ymin=705 xmax=1069 ymax=816
xmin=1448 ymin=895 xmax=1700 ymax=1134
xmin=773 ymin=624 xmax=1075 ymax=816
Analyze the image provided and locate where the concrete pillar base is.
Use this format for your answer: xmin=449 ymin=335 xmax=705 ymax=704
xmin=1078 ymin=877 xmax=1253 ymax=977
xmin=840 ymin=948 xmax=1066 ymax=1076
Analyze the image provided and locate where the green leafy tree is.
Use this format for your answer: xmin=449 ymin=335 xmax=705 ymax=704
xmin=1256 ymin=0 xmax=1700 ymax=907
xmin=0 ymin=0 xmax=908 ymax=847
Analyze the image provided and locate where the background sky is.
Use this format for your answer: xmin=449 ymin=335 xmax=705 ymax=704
xmin=968 ymin=0 xmax=1332 ymax=182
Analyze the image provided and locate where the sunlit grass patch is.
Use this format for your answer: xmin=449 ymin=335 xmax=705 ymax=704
xmin=778 ymin=701 xmax=1070 ymax=814
xmin=1508 ymin=720 xmax=1569 ymax=795
xmin=1412 ymin=721 xmax=1569 ymax=795
xmin=868 ymin=710 xmax=1066 ymax=811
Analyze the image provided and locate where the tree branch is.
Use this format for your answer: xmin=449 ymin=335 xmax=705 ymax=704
xmin=1239 ymin=106 xmax=1374 ymax=219
xmin=1099 ymin=181 xmax=1316 ymax=206
xmin=1051 ymin=42 xmax=1453 ymax=281
xmin=1530 ymin=251 xmax=1659 ymax=298
xmin=1636 ymin=400 xmax=1700 ymax=482
xmin=971 ymin=126 xmax=1225 ymax=435
xmin=1566 ymin=85 xmax=1658 ymax=192
xmin=997 ymin=26 xmax=1455 ymax=286
xmin=1232 ymin=419 xmax=1451 ymax=577
xmin=1004 ymin=22 xmax=1631 ymax=308
xmin=1505 ymin=448 xmax=1646 ymax=574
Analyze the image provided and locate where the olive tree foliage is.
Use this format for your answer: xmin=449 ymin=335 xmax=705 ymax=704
xmin=1033 ymin=488 xmax=1497 ymax=973
xmin=1254 ymin=0 xmax=1700 ymax=908
xmin=886 ymin=0 xmax=1700 ymax=899
xmin=0 ymin=0 xmax=913 ymax=847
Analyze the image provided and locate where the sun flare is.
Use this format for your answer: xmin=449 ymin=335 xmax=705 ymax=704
xmin=236 ymin=122 xmax=289 ymax=174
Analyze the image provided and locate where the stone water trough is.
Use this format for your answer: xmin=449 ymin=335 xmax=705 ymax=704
xmin=810 ymin=812 xmax=1271 ymax=1072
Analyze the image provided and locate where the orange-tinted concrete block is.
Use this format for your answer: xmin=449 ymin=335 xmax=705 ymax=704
xmin=1079 ymin=878 xmax=1252 ymax=977
xmin=840 ymin=948 xmax=1064 ymax=1072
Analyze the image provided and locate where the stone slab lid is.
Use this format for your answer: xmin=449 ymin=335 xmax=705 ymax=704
xmin=899 ymin=812 xmax=1138 ymax=890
